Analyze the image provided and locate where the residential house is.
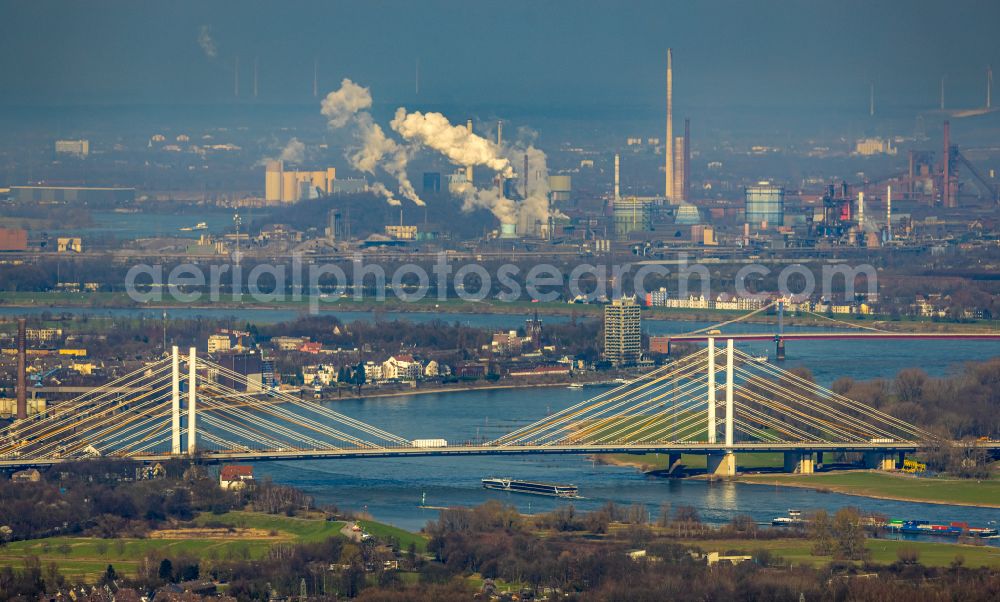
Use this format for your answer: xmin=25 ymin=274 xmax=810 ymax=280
xmin=382 ymin=354 xmax=421 ymax=381
xmin=219 ymin=465 xmax=254 ymax=490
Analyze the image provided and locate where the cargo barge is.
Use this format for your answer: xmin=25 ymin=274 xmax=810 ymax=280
xmin=482 ymin=477 xmax=579 ymax=498
xmin=886 ymin=520 xmax=998 ymax=537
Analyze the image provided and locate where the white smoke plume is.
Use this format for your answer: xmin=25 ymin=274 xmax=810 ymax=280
xmin=278 ymin=138 xmax=306 ymax=164
xmin=198 ymin=26 xmax=217 ymax=60
xmin=321 ymin=79 xmax=424 ymax=206
xmin=390 ymin=109 xmax=513 ymax=177
xmin=459 ymin=142 xmax=554 ymax=235
xmin=321 ymin=78 xmax=373 ymax=129
xmin=370 ymin=182 xmax=401 ymax=206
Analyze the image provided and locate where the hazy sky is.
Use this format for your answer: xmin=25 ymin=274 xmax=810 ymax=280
xmin=2 ymin=0 xmax=998 ymax=112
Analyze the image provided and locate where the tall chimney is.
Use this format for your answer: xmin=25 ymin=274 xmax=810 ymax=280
xmin=497 ymin=120 xmax=503 ymax=147
xmin=613 ymin=153 xmax=620 ymax=201
xmin=665 ymin=48 xmax=674 ymax=201
xmin=683 ymin=117 xmax=691 ymax=201
xmin=672 ymin=136 xmax=686 ymax=201
xmin=943 ymin=120 xmax=952 ymax=207
xmin=988 ymin=66 xmax=993 ymax=109
xmin=523 ymin=153 xmax=529 ymax=199
xmin=886 ymin=185 xmax=892 ymax=240
xmin=253 ymin=57 xmax=259 ymax=98
xmin=16 ymin=318 xmax=26 ymax=420
xmin=466 ymin=119 xmax=474 ymax=186
xmin=858 ymin=191 xmax=865 ymax=230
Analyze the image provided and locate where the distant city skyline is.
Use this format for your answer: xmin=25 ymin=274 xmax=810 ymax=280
xmin=2 ymin=0 xmax=998 ymax=113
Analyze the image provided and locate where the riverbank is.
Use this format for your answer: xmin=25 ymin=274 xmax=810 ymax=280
xmin=1 ymin=291 xmax=996 ymax=333
xmin=596 ymin=454 xmax=1000 ymax=508
xmin=735 ymin=472 xmax=1000 ymax=509
xmin=322 ymin=377 xmax=620 ymax=402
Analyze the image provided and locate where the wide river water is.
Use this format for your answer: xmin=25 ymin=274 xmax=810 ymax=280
xmin=5 ymin=305 xmax=1000 ymax=535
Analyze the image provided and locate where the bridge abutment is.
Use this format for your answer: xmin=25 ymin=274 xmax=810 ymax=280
xmin=783 ymin=452 xmax=815 ymax=474
xmin=863 ymin=451 xmax=896 ymax=471
xmin=707 ymin=452 xmax=736 ymax=477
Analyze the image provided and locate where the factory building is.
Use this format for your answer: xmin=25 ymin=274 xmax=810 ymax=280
xmin=0 ymin=228 xmax=28 ymax=252
xmin=604 ymin=296 xmax=642 ymax=367
xmin=613 ymin=197 xmax=656 ymax=240
xmin=744 ymin=182 xmax=785 ymax=228
xmin=264 ymin=160 xmax=336 ymax=203
xmin=548 ymin=175 xmax=572 ymax=203
xmin=55 ymin=139 xmax=89 ymax=158
xmin=12 ymin=186 xmax=135 ymax=204
xmin=422 ymin=172 xmax=441 ymax=193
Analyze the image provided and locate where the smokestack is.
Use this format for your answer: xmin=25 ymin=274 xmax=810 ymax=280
xmin=614 ymin=153 xmax=620 ymax=201
xmin=665 ymin=48 xmax=674 ymax=201
xmin=523 ymin=153 xmax=529 ymax=199
xmin=943 ymin=120 xmax=952 ymax=207
xmin=870 ymin=82 xmax=875 ymax=117
xmin=683 ymin=117 xmax=690 ymax=201
xmin=988 ymin=65 xmax=993 ymax=109
xmin=858 ymin=191 xmax=865 ymax=229
xmin=234 ymin=55 xmax=240 ymax=98
xmin=16 ymin=318 xmax=26 ymax=420
xmin=465 ymin=119 xmax=474 ymax=186
xmin=497 ymin=120 xmax=502 ymax=147
xmin=253 ymin=57 xmax=258 ymax=98
xmin=313 ymin=58 xmax=318 ymax=98
xmin=672 ymin=136 xmax=686 ymax=202
xmin=886 ymin=185 xmax=892 ymax=240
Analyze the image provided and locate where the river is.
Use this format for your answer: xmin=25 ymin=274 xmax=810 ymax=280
xmin=5 ymin=305 xmax=999 ymax=535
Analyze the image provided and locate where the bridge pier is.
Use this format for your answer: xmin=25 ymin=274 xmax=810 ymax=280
xmin=863 ymin=451 xmax=896 ymax=471
xmin=707 ymin=452 xmax=736 ymax=477
xmin=783 ymin=452 xmax=815 ymax=474
xmin=667 ymin=452 xmax=684 ymax=475
xmin=775 ymin=337 xmax=786 ymax=361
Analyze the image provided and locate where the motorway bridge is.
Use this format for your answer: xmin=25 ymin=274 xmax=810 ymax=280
xmin=3 ymin=340 xmax=996 ymax=475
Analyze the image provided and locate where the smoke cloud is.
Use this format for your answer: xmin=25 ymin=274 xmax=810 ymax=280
xmin=321 ymin=79 xmax=373 ymax=129
xmin=460 ymin=142 xmax=554 ymax=233
xmin=390 ymin=109 xmax=513 ymax=177
xmin=278 ymin=138 xmax=306 ymax=164
xmin=321 ymin=79 xmax=424 ymax=206
xmin=370 ymin=182 xmax=401 ymax=206
xmin=198 ymin=26 xmax=217 ymax=60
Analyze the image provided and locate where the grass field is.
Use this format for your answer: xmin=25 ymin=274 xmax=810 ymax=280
xmin=0 ymin=512 xmax=364 ymax=582
xmin=738 ymin=471 xmax=1000 ymax=507
xmin=681 ymin=537 xmax=1000 ymax=568
xmin=357 ymin=520 xmax=428 ymax=552
xmin=601 ymin=452 xmax=786 ymax=472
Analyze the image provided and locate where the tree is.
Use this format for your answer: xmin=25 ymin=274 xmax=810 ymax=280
xmin=809 ymin=510 xmax=833 ymax=556
xmin=100 ymin=564 xmax=118 ymax=586
xmin=832 ymin=508 xmax=867 ymax=561
xmin=158 ymin=558 xmax=174 ymax=582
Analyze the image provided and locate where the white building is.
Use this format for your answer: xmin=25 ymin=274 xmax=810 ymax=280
xmin=55 ymin=139 xmax=89 ymax=158
xmin=207 ymin=334 xmax=233 ymax=353
xmin=382 ymin=355 xmax=422 ymax=381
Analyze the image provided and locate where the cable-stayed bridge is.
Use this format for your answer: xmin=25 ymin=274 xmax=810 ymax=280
xmin=0 ymin=340 xmax=993 ymax=474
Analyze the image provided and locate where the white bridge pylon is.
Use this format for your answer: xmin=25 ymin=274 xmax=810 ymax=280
xmin=0 ymin=340 xmax=938 ymax=465
xmin=0 ymin=347 xmax=411 ymax=462
xmin=492 ymin=338 xmax=936 ymax=449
